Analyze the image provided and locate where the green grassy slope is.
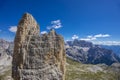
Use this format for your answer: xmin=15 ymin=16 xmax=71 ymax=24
xmin=66 ymin=57 xmax=120 ymax=80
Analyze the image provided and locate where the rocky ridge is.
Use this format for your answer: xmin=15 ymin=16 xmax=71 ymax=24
xmin=66 ymin=39 xmax=120 ymax=65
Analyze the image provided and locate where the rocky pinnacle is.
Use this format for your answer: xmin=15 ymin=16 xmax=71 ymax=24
xmin=12 ymin=13 xmax=66 ymax=80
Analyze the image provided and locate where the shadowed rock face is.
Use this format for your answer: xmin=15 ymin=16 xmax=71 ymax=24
xmin=12 ymin=13 xmax=66 ymax=80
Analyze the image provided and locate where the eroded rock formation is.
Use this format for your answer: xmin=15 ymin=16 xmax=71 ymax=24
xmin=12 ymin=13 xmax=66 ymax=80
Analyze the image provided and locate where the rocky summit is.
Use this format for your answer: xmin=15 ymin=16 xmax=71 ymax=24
xmin=12 ymin=13 xmax=66 ymax=80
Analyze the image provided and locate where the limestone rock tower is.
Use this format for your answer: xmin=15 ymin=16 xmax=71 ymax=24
xmin=12 ymin=13 xmax=66 ymax=80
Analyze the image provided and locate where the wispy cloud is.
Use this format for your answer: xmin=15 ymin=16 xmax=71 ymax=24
xmin=72 ymin=35 xmax=79 ymax=40
xmin=80 ymin=34 xmax=110 ymax=41
xmin=92 ymin=41 xmax=120 ymax=45
xmin=80 ymin=37 xmax=96 ymax=41
xmin=9 ymin=26 xmax=17 ymax=33
xmin=94 ymin=34 xmax=110 ymax=38
xmin=41 ymin=31 xmax=47 ymax=34
xmin=47 ymin=20 xmax=62 ymax=30
xmin=76 ymin=34 xmax=119 ymax=45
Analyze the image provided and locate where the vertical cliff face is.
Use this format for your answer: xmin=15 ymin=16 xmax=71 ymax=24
xmin=12 ymin=13 xmax=66 ymax=80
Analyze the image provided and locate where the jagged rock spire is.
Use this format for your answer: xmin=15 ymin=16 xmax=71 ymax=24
xmin=12 ymin=13 xmax=66 ymax=80
xmin=18 ymin=13 xmax=37 ymax=26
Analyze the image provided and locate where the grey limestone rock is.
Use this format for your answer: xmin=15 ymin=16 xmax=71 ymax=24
xmin=12 ymin=13 xmax=66 ymax=80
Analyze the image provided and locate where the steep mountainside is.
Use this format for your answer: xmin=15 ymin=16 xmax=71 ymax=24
xmin=87 ymin=46 xmax=120 ymax=65
xmin=0 ymin=39 xmax=13 ymax=56
xmin=66 ymin=40 xmax=120 ymax=65
xmin=0 ymin=39 xmax=13 ymax=80
xmin=101 ymin=45 xmax=120 ymax=56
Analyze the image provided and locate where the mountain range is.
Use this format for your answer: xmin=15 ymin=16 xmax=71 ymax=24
xmin=66 ymin=39 xmax=120 ymax=65
xmin=0 ymin=39 xmax=120 ymax=66
xmin=101 ymin=45 xmax=120 ymax=56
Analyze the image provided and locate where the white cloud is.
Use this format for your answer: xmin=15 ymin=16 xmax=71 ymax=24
xmin=94 ymin=34 xmax=110 ymax=38
xmin=80 ymin=34 xmax=110 ymax=41
xmin=92 ymin=41 xmax=120 ymax=46
xmin=9 ymin=26 xmax=17 ymax=33
xmin=87 ymin=35 xmax=93 ymax=38
xmin=41 ymin=31 xmax=47 ymax=34
xmin=72 ymin=35 xmax=79 ymax=40
xmin=80 ymin=37 xmax=96 ymax=41
xmin=47 ymin=20 xmax=62 ymax=30
xmin=80 ymin=38 xmax=91 ymax=41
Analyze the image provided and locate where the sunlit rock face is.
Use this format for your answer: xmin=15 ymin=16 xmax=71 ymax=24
xmin=12 ymin=13 xmax=66 ymax=80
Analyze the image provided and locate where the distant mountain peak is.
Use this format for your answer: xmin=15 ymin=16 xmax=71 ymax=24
xmin=66 ymin=39 xmax=120 ymax=65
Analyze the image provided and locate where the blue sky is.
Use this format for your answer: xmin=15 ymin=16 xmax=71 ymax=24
xmin=0 ymin=0 xmax=120 ymax=45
